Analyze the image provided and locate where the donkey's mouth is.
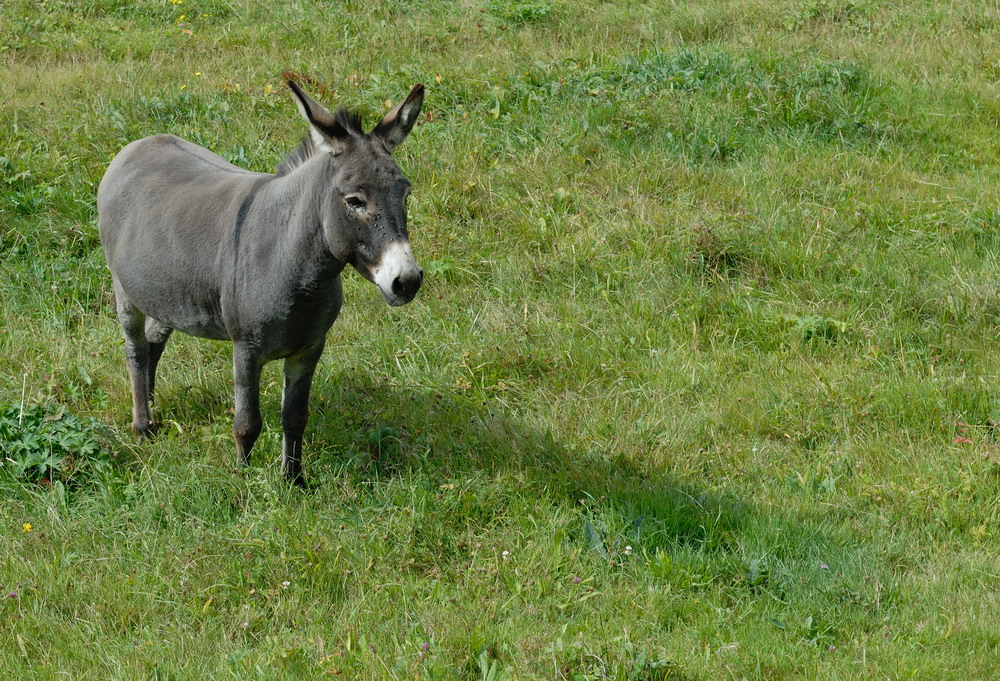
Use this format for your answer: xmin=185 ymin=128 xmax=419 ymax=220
xmin=381 ymin=290 xmax=415 ymax=307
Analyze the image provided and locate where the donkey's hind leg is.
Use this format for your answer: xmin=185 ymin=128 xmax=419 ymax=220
xmin=112 ymin=279 xmax=154 ymax=437
xmin=144 ymin=317 xmax=173 ymax=405
xmin=232 ymin=341 xmax=264 ymax=470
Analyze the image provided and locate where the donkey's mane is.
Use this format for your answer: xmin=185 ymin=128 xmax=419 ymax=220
xmin=334 ymin=107 xmax=364 ymax=136
xmin=275 ymin=107 xmax=365 ymax=176
xmin=275 ymin=136 xmax=318 ymax=176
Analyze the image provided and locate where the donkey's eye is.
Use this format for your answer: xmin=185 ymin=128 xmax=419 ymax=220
xmin=345 ymin=195 xmax=368 ymax=211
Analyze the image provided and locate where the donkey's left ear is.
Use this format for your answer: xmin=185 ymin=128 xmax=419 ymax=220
xmin=372 ymin=83 xmax=424 ymax=152
xmin=287 ymin=79 xmax=350 ymax=155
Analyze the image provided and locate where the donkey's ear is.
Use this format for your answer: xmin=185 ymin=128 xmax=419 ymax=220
xmin=287 ymin=79 xmax=349 ymax=154
xmin=372 ymin=83 xmax=424 ymax=152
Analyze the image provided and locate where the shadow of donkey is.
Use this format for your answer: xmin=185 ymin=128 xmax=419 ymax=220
xmin=303 ymin=372 xmax=754 ymax=563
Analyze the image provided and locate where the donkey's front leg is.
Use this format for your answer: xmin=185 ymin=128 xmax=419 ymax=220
xmin=280 ymin=343 xmax=325 ymax=487
xmin=232 ymin=342 xmax=264 ymax=469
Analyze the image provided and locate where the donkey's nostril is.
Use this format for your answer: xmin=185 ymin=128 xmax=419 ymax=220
xmin=391 ymin=270 xmax=422 ymax=300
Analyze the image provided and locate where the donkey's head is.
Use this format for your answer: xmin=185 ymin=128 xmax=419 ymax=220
xmin=288 ymin=80 xmax=424 ymax=306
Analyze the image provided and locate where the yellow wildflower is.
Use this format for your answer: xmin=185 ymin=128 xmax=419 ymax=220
xmin=22 ymin=523 xmax=31 ymax=532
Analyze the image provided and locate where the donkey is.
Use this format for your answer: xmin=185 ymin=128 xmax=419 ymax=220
xmin=98 ymin=80 xmax=425 ymax=485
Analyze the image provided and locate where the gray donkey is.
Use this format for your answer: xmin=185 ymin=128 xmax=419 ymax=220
xmin=98 ymin=80 xmax=425 ymax=485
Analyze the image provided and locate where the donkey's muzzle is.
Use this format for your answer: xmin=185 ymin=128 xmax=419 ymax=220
xmin=391 ymin=268 xmax=423 ymax=303
xmin=372 ymin=240 xmax=422 ymax=306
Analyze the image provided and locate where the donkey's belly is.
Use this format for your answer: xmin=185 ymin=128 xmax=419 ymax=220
xmin=158 ymin=313 xmax=230 ymax=341
xmin=118 ymin=274 xmax=230 ymax=341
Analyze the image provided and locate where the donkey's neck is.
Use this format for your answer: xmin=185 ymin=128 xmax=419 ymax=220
xmin=266 ymin=154 xmax=347 ymax=286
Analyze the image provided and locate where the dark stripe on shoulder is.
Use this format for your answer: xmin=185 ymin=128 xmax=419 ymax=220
xmin=231 ymin=176 xmax=273 ymax=297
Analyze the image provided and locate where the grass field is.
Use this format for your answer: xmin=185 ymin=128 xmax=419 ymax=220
xmin=2 ymin=0 xmax=1000 ymax=678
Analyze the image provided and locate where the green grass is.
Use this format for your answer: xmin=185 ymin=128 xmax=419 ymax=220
xmin=3 ymin=0 xmax=1000 ymax=678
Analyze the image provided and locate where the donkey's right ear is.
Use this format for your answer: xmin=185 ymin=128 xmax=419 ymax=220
xmin=287 ymin=79 xmax=349 ymax=154
xmin=372 ymin=83 xmax=424 ymax=152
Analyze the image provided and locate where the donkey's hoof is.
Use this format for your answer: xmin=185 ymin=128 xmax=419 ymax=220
xmin=131 ymin=420 xmax=157 ymax=440
xmin=285 ymin=472 xmax=311 ymax=490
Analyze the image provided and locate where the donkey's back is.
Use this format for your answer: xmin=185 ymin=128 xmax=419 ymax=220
xmin=98 ymin=134 xmax=271 ymax=340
